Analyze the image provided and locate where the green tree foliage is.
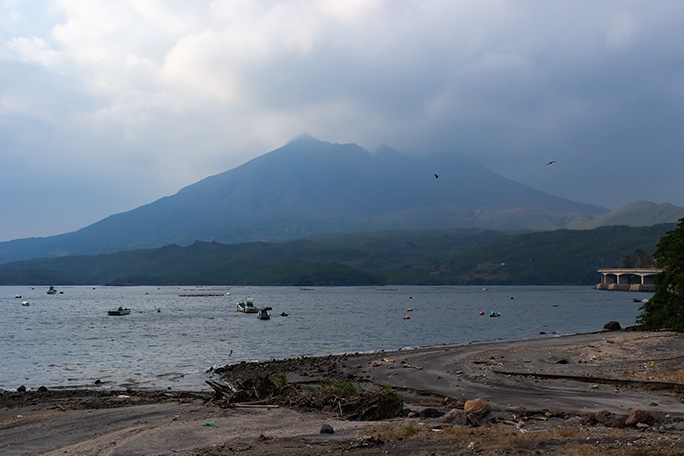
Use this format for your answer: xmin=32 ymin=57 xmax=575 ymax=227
xmin=638 ymin=218 xmax=684 ymax=331
xmin=0 ymin=224 xmax=672 ymax=286
xmin=634 ymin=249 xmax=655 ymax=268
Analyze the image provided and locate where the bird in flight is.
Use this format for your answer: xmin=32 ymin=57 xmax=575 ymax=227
xmin=545 ymin=161 xmax=556 ymax=166
xmin=434 ymin=173 xmax=439 ymax=179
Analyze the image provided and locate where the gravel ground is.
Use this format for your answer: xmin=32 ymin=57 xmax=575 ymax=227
xmin=1 ymin=330 xmax=683 ymax=455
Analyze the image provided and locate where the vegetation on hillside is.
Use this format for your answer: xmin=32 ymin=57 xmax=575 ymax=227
xmin=638 ymin=218 xmax=684 ymax=331
xmin=0 ymin=224 xmax=673 ymax=286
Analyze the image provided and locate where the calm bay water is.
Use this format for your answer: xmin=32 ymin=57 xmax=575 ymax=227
xmin=0 ymin=285 xmax=647 ymax=391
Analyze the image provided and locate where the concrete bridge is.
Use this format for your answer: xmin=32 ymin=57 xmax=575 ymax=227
xmin=596 ymin=268 xmax=663 ymax=292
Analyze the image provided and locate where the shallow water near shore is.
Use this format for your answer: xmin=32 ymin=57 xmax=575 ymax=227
xmin=0 ymin=285 xmax=647 ymax=391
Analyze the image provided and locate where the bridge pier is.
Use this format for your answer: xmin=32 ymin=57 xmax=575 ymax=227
xmin=596 ymin=268 xmax=662 ymax=292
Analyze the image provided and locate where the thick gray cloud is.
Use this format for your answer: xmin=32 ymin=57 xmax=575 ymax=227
xmin=2 ymin=1 xmax=684 ymax=241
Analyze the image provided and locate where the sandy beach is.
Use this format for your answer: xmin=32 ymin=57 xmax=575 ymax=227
xmin=1 ymin=329 xmax=683 ymax=455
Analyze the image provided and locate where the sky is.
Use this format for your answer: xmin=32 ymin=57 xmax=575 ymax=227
xmin=2 ymin=1 xmax=684 ymax=242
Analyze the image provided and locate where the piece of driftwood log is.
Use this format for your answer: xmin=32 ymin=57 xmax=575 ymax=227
xmin=205 ymin=380 xmax=281 ymax=408
xmin=205 ymin=380 xmax=240 ymax=406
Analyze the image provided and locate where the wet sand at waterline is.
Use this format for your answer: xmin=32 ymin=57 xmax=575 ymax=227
xmin=1 ymin=330 xmax=682 ymax=455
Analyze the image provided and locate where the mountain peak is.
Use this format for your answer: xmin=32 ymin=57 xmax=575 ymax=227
xmin=286 ymin=133 xmax=319 ymax=145
xmin=567 ymin=200 xmax=684 ymax=229
xmin=0 ymin=137 xmax=618 ymax=263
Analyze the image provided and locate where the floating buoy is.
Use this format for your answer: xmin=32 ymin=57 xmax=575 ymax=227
xmin=404 ymin=316 xmax=411 ymax=320
xmin=479 ymin=311 xmax=484 ymax=315
xmin=407 ymin=308 xmax=413 ymax=312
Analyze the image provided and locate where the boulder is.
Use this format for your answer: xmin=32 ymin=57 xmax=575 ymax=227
xmin=419 ymin=408 xmax=444 ymax=418
xmin=398 ymin=408 xmax=413 ymax=417
xmin=603 ymin=321 xmax=622 ymax=331
xmin=320 ymin=424 xmax=335 ymax=434
xmin=464 ymin=398 xmax=489 ymax=413
xmin=464 ymin=398 xmax=490 ymax=425
xmin=443 ymin=409 xmax=466 ymax=424
xmin=626 ymin=409 xmax=655 ymax=427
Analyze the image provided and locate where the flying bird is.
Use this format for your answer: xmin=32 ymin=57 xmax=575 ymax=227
xmin=545 ymin=161 xmax=556 ymax=166
xmin=434 ymin=173 xmax=439 ymax=179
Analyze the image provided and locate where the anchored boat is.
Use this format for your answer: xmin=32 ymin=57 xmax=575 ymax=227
xmin=107 ymin=307 xmax=131 ymax=316
xmin=257 ymin=307 xmax=272 ymax=320
xmin=237 ymin=298 xmax=258 ymax=313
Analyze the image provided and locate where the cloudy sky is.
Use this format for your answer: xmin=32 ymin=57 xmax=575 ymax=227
xmin=2 ymin=1 xmax=684 ymax=242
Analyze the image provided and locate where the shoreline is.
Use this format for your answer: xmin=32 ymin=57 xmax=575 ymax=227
xmin=0 ymin=329 xmax=607 ymax=393
xmin=2 ymin=329 xmax=683 ymax=455
xmin=0 ymin=329 xmax=622 ymax=393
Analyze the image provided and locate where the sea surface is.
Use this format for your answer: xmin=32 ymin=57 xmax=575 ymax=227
xmin=0 ymin=285 xmax=648 ymax=391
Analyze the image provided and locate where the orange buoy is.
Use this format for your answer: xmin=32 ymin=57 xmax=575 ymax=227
xmin=407 ymin=308 xmax=413 ymax=312
xmin=404 ymin=316 xmax=410 ymax=320
xmin=479 ymin=311 xmax=484 ymax=315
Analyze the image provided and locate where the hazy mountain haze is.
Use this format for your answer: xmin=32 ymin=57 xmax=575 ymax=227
xmin=0 ymin=136 xmax=616 ymax=263
xmin=3 ymin=2 xmax=684 ymax=242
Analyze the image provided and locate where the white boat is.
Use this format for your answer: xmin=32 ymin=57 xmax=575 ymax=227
xmin=107 ymin=307 xmax=131 ymax=316
xmin=21 ymin=301 xmax=30 ymax=306
xmin=257 ymin=307 xmax=272 ymax=320
xmin=237 ymin=298 xmax=258 ymax=313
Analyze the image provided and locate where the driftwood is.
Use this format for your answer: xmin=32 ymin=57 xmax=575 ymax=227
xmin=205 ymin=380 xmax=241 ymax=406
xmin=205 ymin=377 xmax=289 ymax=408
xmin=206 ymin=380 xmax=238 ymax=396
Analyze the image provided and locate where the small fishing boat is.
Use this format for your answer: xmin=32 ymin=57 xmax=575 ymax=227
xmin=107 ymin=307 xmax=131 ymax=316
xmin=47 ymin=286 xmax=57 ymax=295
xmin=489 ymin=311 xmax=501 ymax=318
xmin=21 ymin=301 xmax=30 ymax=306
xmin=237 ymin=298 xmax=258 ymax=313
xmin=257 ymin=307 xmax=272 ymax=320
